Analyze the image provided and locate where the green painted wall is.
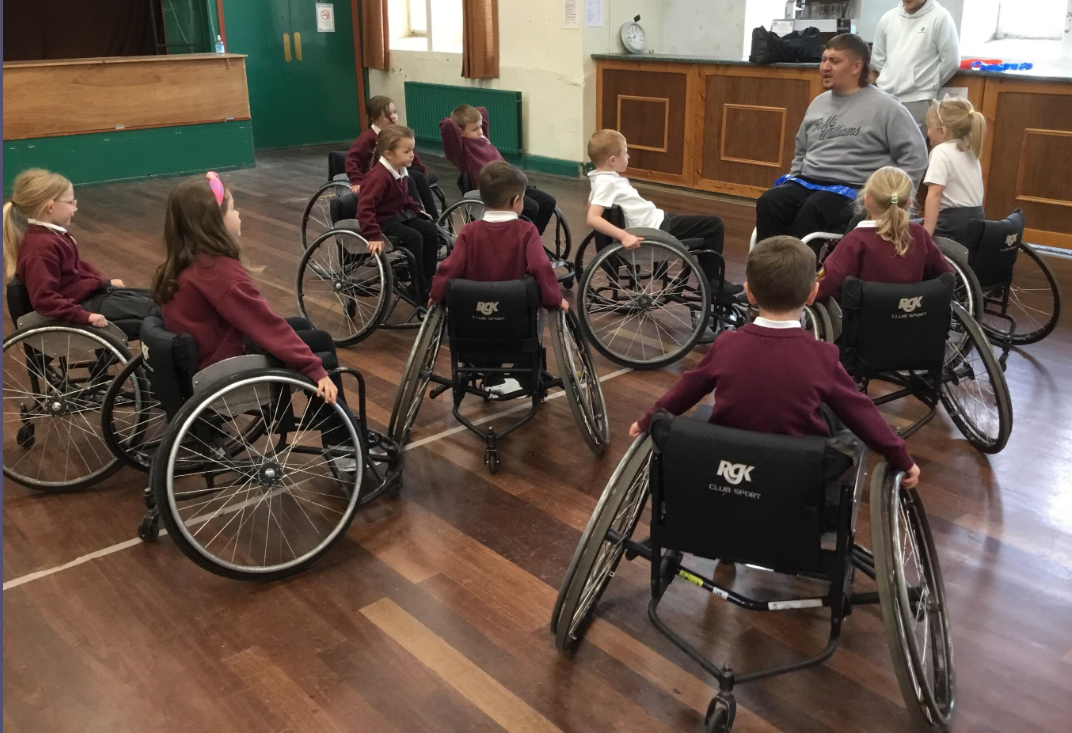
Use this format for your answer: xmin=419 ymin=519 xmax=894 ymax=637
xmin=3 ymin=122 xmax=256 ymax=195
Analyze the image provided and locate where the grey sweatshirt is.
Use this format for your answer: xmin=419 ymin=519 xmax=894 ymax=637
xmin=790 ymin=85 xmax=929 ymax=190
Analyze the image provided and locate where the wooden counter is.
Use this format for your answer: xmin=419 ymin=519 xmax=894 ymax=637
xmin=594 ymin=55 xmax=1072 ymax=249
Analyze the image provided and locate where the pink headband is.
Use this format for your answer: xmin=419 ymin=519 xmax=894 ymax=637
xmin=206 ymin=171 xmax=225 ymax=206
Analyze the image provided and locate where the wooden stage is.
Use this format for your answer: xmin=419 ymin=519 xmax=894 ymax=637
xmin=4 ymin=149 xmax=1072 ymax=732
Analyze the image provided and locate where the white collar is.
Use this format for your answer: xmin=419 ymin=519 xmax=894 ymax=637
xmin=371 ymin=123 xmax=382 ymax=135
xmin=754 ymin=316 xmax=802 ymax=329
xmin=28 ymin=219 xmax=68 ymax=234
xmin=379 ymin=156 xmax=408 ymax=180
xmin=483 ymin=211 xmax=519 ymax=223
xmin=855 ymin=220 xmax=878 ymax=229
xmin=587 ymin=169 xmax=621 ymax=179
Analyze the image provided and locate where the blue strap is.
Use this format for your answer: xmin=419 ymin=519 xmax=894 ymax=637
xmin=776 ymin=174 xmax=858 ymax=201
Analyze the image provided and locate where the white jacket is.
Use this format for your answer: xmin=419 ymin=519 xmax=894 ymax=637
xmin=872 ymin=1 xmax=960 ymax=104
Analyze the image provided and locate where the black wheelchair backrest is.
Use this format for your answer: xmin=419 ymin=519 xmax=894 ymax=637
xmin=6 ymin=277 xmax=34 ymax=323
xmin=839 ymin=273 xmax=954 ymax=377
xmin=446 ymin=277 xmax=540 ymax=357
xmin=140 ymin=315 xmax=200 ymax=420
xmin=962 ymin=209 xmax=1024 ymax=289
xmin=330 ymin=191 xmax=359 ymax=224
xmin=327 ymin=150 xmax=348 ymax=181
xmin=594 ymin=206 xmax=626 ymax=251
xmin=649 ymin=415 xmax=855 ymax=575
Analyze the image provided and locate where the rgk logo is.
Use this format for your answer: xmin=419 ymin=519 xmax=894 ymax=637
xmin=1002 ymin=233 xmax=1018 ymax=250
xmin=475 ymin=301 xmax=499 ymax=316
xmin=716 ymin=460 xmax=754 ymax=485
xmin=898 ymin=296 xmax=923 ymax=313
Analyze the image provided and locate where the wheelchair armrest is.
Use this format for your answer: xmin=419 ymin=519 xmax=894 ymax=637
xmin=16 ymin=311 xmax=129 ymax=346
xmin=463 ymin=190 xmax=483 ymax=201
xmin=332 ymin=173 xmax=350 ymax=183
xmin=334 ymin=218 xmax=363 ymax=233
xmin=801 ymin=232 xmax=843 ymax=246
xmin=191 ymin=354 xmax=272 ymax=396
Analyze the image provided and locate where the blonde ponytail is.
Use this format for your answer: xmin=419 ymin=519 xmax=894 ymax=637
xmin=927 ymin=97 xmax=987 ymax=160
xmin=3 ymin=169 xmax=72 ymax=280
xmin=863 ymin=166 xmax=914 ymax=256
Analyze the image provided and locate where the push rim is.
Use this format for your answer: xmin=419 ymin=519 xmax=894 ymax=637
xmin=300 ymin=181 xmax=354 ymax=251
xmin=102 ymin=354 xmax=166 ymax=471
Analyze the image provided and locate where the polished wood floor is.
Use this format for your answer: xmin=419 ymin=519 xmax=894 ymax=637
xmin=4 ymin=148 xmax=1072 ymax=732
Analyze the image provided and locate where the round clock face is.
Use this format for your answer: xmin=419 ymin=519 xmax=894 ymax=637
xmin=622 ymin=22 xmax=645 ymax=53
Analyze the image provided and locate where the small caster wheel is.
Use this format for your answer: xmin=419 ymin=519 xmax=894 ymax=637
xmin=562 ymin=277 xmax=575 ymax=290
xmin=388 ymin=476 xmax=403 ymax=498
xmin=16 ymin=422 xmax=35 ymax=451
xmin=484 ymin=450 xmax=499 ymax=475
xmin=138 ymin=514 xmax=159 ymax=542
xmin=704 ymin=696 xmax=734 ymax=733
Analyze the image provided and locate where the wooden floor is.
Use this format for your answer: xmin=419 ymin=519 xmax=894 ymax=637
xmin=4 ymin=148 xmax=1072 ymax=732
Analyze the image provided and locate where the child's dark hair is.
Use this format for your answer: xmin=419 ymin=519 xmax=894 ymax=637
xmin=367 ymin=95 xmax=395 ymax=124
xmin=479 ymin=161 xmax=527 ymax=209
xmin=450 ymin=104 xmax=482 ymax=127
xmin=151 ymin=176 xmax=242 ymax=304
xmin=746 ymin=236 xmax=817 ymax=312
xmin=374 ymin=125 xmax=415 ymax=159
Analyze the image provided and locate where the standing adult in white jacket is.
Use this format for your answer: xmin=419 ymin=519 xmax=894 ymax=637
xmin=872 ymin=0 xmax=960 ymax=127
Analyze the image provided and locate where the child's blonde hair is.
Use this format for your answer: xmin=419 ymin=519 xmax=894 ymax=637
xmin=588 ymin=129 xmax=626 ymax=167
xmin=862 ymin=167 xmax=914 ymax=256
xmin=925 ymin=97 xmax=986 ymax=159
xmin=450 ymin=104 xmax=481 ymax=128
xmin=3 ymin=169 xmax=72 ymax=280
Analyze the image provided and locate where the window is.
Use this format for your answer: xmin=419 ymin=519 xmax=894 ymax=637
xmin=996 ymin=0 xmax=1065 ymax=40
xmin=389 ymin=0 xmax=462 ymax=53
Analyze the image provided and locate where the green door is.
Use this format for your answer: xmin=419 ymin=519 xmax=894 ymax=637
xmin=222 ymin=0 xmax=360 ymax=150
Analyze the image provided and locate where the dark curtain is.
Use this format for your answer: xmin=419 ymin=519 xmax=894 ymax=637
xmin=4 ymin=0 xmax=165 ymax=61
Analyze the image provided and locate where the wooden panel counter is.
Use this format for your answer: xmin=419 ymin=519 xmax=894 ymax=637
xmin=594 ymin=54 xmax=1072 ymax=249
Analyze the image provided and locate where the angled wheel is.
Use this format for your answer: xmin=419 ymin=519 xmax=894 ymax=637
xmin=573 ymin=230 xmax=598 ymax=283
xmin=151 ymin=369 xmax=364 ymax=580
xmin=3 ymin=325 xmax=132 ymax=491
xmin=801 ymin=304 xmax=831 ymax=341
xmin=550 ymin=309 xmax=609 ymax=454
xmin=553 ymin=435 xmax=652 ymax=648
xmin=301 ymin=181 xmax=355 ymax=251
xmin=940 ymin=303 xmax=1012 ymax=453
xmin=980 ymin=242 xmax=1061 ymax=345
xmin=437 ymin=198 xmax=484 ymax=240
xmin=388 ymin=306 xmax=447 ymax=445
xmin=871 ymin=464 xmax=955 ymax=731
xmin=430 ymin=183 xmax=447 ymax=213
xmin=935 ymin=238 xmax=983 ymax=322
xmin=578 ymin=237 xmax=711 ymax=370
xmin=297 ymin=229 xmax=392 ymax=347
xmin=101 ymin=354 xmax=167 ymax=472
xmin=542 ymin=206 xmax=573 ymax=261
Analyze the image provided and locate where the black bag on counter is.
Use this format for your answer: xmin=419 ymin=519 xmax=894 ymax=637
xmin=748 ymin=26 xmax=823 ymax=64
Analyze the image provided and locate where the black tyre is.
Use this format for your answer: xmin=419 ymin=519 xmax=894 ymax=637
xmin=101 ymin=354 xmax=167 ymax=472
xmin=871 ymin=464 xmax=955 ymax=731
xmin=543 ymin=206 xmax=572 ymax=261
xmin=935 ymin=238 xmax=983 ymax=322
xmin=387 ymin=306 xmax=447 ymax=445
xmin=981 ymin=242 xmax=1061 ymax=345
xmin=573 ymin=230 xmax=597 ymax=283
xmin=430 ymin=183 xmax=447 ymax=213
xmin=550 ymin=309 xmax=609 ymax=454
xmin=296 ymin=229 xmax=393 ymax=347
xmin=578 ymin=237 xmax=711 ymax=370
xmin=940 ymin=303 xmax=1013 ymax=453
xmin=553 ymin=435 xmax=652 ymax=648
xmin=301 ymin=181 xmax=355 ymax=251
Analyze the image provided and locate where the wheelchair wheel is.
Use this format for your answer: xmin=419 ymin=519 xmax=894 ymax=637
xmin=573 ymin=230 xmax=597 ymax=282
xmin=578 ymin=237 xmax=711 ymax=370
xmin=543 ymin=206 xmax=572 ymax=261
xmin=3 ymin=325 xmax=131 ymax=491
xmin=101 ymin=354 xmax=167 ymax=471
xmin=430 ymin=183 xmax=447 ymax=213
xmin=550 ymin=309 xmax=609 ymax=454
xmin=300 ymin=181 xmax=354 ymax=251
xmin=296 ymin=229 xmax=393 ymax=347
xmin=801 ymin=305 xmax=830 ymax=341
xmin=553 ymin=435 xmax=652 ymax=649
xmin=151 ymin=368 xmax=364 ymax=580
xmin=870 ymin=463 xmax=955 ymax=731
xmin=981 ymin=242 xmax=1061 ymax=345
xmin=940 ymin=303 xmax=1013 ymax=453
xmin=437 ymin=198 xmax=484 ymax=239
xmin=388 ymin=305 xmax=447 ymax=445
xmin=936 ymin=239 xmax=983 ymax=322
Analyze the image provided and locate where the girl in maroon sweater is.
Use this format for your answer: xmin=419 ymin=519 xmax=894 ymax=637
xmin=3 ymin=168 xmax=155 ymax=337
xmin=357 ymin=126 xmax=440 ymax=303
xmin=817 ymin=166 xmax=953 ymax=302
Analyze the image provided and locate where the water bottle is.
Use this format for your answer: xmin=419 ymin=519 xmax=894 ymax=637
xmin=215 ymin=35 xmax=225 ymax=54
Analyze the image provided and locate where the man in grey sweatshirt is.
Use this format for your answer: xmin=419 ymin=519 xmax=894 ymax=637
xmin=755 ymin=34 xmax=928 ymax=243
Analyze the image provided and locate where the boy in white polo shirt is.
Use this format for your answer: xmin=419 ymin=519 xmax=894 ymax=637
xmin=585 ymin=129 xmax=735 ymax=300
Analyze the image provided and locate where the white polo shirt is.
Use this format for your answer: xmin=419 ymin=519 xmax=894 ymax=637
xmin=587 ymin=170 xmax=665 ymax=229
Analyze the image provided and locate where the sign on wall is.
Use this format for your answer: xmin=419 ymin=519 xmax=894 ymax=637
xmin=316 ymin=3 xmax=335 ymax=33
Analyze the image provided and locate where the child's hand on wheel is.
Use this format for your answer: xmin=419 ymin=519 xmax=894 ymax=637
xmin=902 ymin=463 xmax=920 ymax=489
xmin=87 ymin=313 xmax=108 ymax=328
xmin=367 ymin=240 xmax=384 ymax=256
xmin=316 ymin=376 xmax=338 ymax=405
xmin=628 ymin=422 xmax=643 ymax=438
xmin=620 ymin=233 xmax=644 ymax=250
xmin=560 ymin=298 xmax=570 ymax=312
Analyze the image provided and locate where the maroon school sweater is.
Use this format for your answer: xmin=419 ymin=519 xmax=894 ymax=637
xmin=439 ymin=107 xmax=503 ymax=185
xmin=429 ymin=218 xmax=562 ymax=308
xmin=161 ymin=255 xmax=326 ymax=382
xmin=15 ymin=224 xmax=108 ymax=324
xmin=816 ymin=223 xmax=953 ymax=302
xmin=355 ymin=162 xmax=423 ymax=243
xmin=344 ymin=127 xmax=427 ymax=185
xmin=637 ymin=324 xmax=913 ymax=470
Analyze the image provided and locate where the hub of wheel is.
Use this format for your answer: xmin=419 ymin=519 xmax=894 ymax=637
xmin=47 ymin=399 xmax=68 ymax=416
xmin=258 ymin=462 xmax=284 ymax=487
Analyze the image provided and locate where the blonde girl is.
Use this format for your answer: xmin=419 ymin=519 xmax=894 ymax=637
xmin=4 ymin=168 xmax=153 ymax=336
xmin=923 ymin=97 xmax=987 ymax=243
xmin=816 ymin=166 xmax=953 ymax=302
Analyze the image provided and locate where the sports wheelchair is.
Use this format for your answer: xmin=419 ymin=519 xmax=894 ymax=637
xmin=323 ymin=149 xmax=447 ymax=221
xmin=552 ymin=413 xmax=954 ymax=732
xmin=436 ymin=188 xmax=576 ymax=287
xmin=388 ymin=277 xmax=608 ymax=474
xmin=3 ymin=277 xmax=146 ymax=492
xmin=124 ymin=315 xmax=402 ymax=580
xmin=805 ymin=273 xmax=1012 ymax=454
xmin=295 ymin=181 xmax=455 ymax=346
xmin=576 ymin=217 xmax=747 ymax=370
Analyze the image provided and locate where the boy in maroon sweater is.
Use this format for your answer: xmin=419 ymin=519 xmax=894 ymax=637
xmin=429 ymin=161 xmax=566 ymax=311
xmin=630 ymin=236 xmax=920 ymax=488
xmin=439 ymin=105 xmax=557 ymax=236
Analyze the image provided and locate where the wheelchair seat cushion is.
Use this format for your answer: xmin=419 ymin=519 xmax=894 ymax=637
xmin=963 ymin=209 xmax=1024 ymax=289
xmin=649 ymin=414 xmax=855 ymax=575
xmin=140 ymin=315 xmax=199 ymax=420
xmin=446 ymin=277 xmax=540 ymax=357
